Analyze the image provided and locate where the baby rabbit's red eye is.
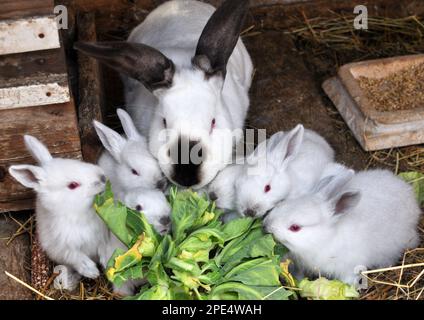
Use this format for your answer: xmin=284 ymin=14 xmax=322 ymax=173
xmin=135 ymin=205 xmax=143 ymax=211
xmin=68 ymin=182 xmax=80 ymax=190
xmin=289 ymin=224 xmax=301 ymax=232
xmin=264 ymin=184 xmax=271 ymax=193
xmin=131 ymin=169 xmax=140 ymax=176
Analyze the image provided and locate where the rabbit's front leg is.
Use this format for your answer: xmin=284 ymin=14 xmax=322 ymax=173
xmin=64 ymin=251 xmax=100 ymax=279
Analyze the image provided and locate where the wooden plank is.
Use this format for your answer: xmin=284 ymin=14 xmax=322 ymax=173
xmin=0 ymin=49 xmax=67 ymax=79
xmin=0 ymin=16 xmax=60 ymax=55
xmin=0 ymin=0 xmax=54 ymax=20
xmin=76 ymin=12 xmax=105 ymax=163
xmin=0 ymin=78 xmax=70 ymax=110
xmin=0 ymin=198 xmax=34 ymax=213
xmin=0 ymin=101 xmax=82 ymax=212
xmin=0 ymin=49 xmax=70 ymax=109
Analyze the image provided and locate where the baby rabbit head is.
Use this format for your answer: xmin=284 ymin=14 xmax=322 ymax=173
xmin=123 ymin=188 xmax=171 ymax=235
xmin=74 ymin=0 xmax=250 ymax=189
xmin=9 ymin=135 xmax=106 ymax=209
xmin=236 ymin=125 xmax=305 ymax=218
xmin=263 ymin=167 xmax=359 ymax=252
xmin=94 ymin=109 xmax=166 ymax=191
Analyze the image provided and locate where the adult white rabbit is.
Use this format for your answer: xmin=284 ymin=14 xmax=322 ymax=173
xmin=9 ymin=136 xmax=110 ymax=290
xmin=75 ymin=0 xmax=253 ymax=189
xmin=263 ymin=167 xmax=422 ymax=285
xmin=236 ymin=125 xmax=334 ymax=218
xmin=94 ymin=108 xmax=166 ymax=194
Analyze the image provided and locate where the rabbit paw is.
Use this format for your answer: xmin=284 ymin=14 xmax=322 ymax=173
xmin=53 ymin=265 xmax=80 ymax=291
xmin=76 ymin=258 xmax=100 ymax=279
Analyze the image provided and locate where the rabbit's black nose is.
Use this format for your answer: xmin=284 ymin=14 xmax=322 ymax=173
xmin=171 ymin=137 xmax=203 ymax=187
xmin=160 ymin=216 xmax=171 ymax=226
xmin=244 ymin=209 xmax=256 ymax=217
xmin=100 ymin=175 xmax=107 ymax=183
xmin=209 ymin=192 xmax=218 ymax=201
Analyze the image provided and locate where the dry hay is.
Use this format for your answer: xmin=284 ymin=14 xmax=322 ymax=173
xmin=288 ymin=13 xmax=424 ymax=81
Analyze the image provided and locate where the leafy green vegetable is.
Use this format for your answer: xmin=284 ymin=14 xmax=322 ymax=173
xmin=94 ymin=186 xmax=292 ymax=300
xmin=399 ymin=172 xmax=424 ymax=205
xmin=298 ymin=278 xmax=359 ymax=300
xmin=209 ymin=282 xmax=293 ymax=300
xmin=94 ymin=182 xmax=160 ymax=247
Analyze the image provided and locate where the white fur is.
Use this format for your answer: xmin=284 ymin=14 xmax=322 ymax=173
xmin=102 ymin=187 xmax=171 ymax=296
xmin=124 ymin=0 xmax=253 ymax=189
xmin=9 ymin=136 xmax=109 ymax=288
xmin=235 ymin=125 xmax=335 ymax=218
xmin=95 ymin=109 xmax=166 ymax=195
xmin=207 ymin=164 xmax=244 ymax=211
xmin=264 ymin=168 xmax=422 ymax=285
xmin=120 ymin=187 xmax=171 ymax=235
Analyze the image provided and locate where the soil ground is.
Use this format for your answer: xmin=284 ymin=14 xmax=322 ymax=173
xmin=1 ymin=0 xmax=424 ymax=299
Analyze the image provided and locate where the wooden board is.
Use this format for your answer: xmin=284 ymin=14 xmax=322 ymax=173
xmin=0 ymin=49 xmax=70 ymax=109
xmin=76 ymin=12 xmax=105 ymax=163
xmin=0 ymin=0 xmax=54 ymax=20
xmin=0 ymin=15 xmax=60 ymax=56
xmin=0 ymin=100 xmax=82 ymax=213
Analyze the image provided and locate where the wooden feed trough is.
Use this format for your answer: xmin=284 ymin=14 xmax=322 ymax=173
xmin=324 ymin=54 xmax=424 ymax=151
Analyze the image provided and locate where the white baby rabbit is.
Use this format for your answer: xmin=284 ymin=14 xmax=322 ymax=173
xmin=9 ymin=135 xmax=110 ymax=290
xmin=263 ymin=166 xmax=421 ymax=285
xmin=75 ymin=0 xmax=253 ymax=189
xmin=236 ymin=124 xmax=335 ymax=218
xmin=103 ymin=187 xmax=171 ymax=296
xmin=207 ymin=164 xmax=244 ymax=211
xmin=94 ymin=108 xmax=166 ymax=194
xmin=122 ymin=187 xmax=171 ymax=235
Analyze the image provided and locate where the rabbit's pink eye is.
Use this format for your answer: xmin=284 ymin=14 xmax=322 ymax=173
xmin=68 ymin=182 xmax=80 ymax=190
xmin=135 ymin=205 xmax=143 ymax=211
xmin=264 ymin=184 xmax=271 ymax=193
xmin=289 ymin=224 xmax=301 ymax=232
xmin=131 ymin=169 xmax=140 ymax=176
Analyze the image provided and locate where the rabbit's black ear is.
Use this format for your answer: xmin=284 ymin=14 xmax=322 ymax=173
xmin=193 ymin=0 xmax=249 ymax=78
xmin=74 ymin=41 xmax=175 ymax=91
